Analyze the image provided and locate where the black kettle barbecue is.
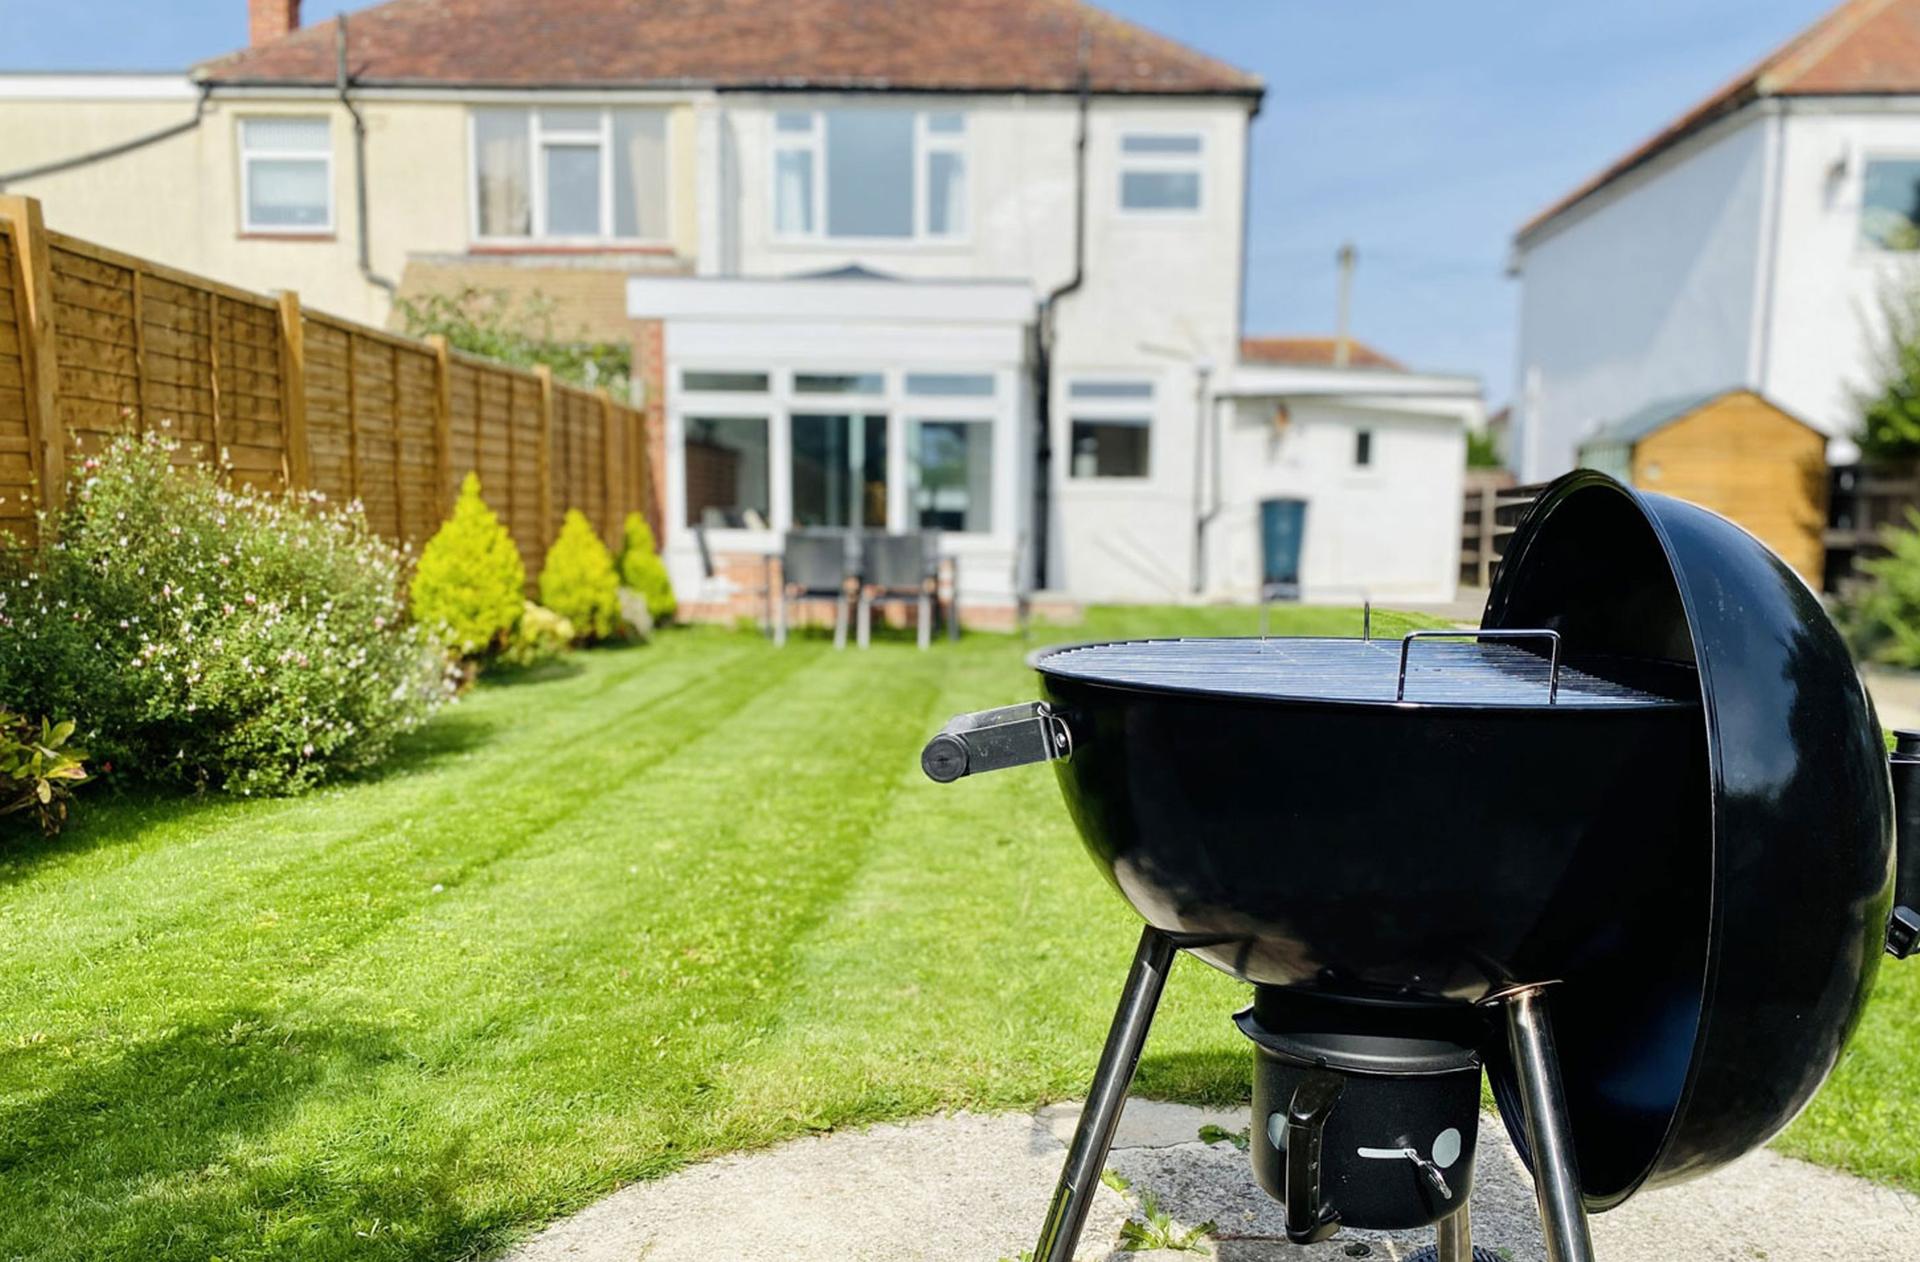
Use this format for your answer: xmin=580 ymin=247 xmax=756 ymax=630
xmin=923 ymin=470 xmax=1916 ymax=1262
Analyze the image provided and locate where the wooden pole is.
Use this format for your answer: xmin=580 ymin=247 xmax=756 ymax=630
xmin=0 ymin=195 xmax=66 ymax=512
xmin=275 ymin=291 xmax=311 ymax=492
xmin=427 ymin=333 xmax=452 ymax=512
xmin=389 ymin=340 xmax=406 ymax=543
xmin=599 ymin=387 xmax=621 ymax=544
xmin=206 ymin=288 xmax=225 ymax=477
xmin=130 ymin=268 xmax=150 ymax=428
xmin=345 ymin=329 xmax=361 ymax=500
xmin=535 ymin=363 xmax=554 ymax=541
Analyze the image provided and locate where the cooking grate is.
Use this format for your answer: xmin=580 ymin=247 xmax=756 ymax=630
xmin=1035 ymin=637 xmax=1695 ymax=709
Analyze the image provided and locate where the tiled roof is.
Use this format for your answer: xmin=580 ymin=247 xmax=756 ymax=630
xmin=1239 ymin=335 xmax=1405 ymax=371
xmin=1516 ymin=0 xmax=1917 ymax=243
xmin=196 ymin=0 xmax=1263 ymax=96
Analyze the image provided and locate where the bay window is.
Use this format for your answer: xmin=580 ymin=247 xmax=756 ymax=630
xmin=773 ymin=109 xmax=968 ymax=241
xmin=472 ymin=106 xmax=669 ymax=242
xmin=239 ymin=117 xmax=333 ymax=234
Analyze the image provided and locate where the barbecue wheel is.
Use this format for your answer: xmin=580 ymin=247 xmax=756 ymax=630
xmin=1401 ymin=1247 xmax=1504 ymax=1262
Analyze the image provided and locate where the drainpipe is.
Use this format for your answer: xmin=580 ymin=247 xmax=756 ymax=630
xmin=0 ymin=82 xmax=212 ymax=189
xmin=337 ymin=15 xmax=398 ymax=302
xmin=1188 ymin=362 xmax=1215 ymax=595
xmin=1031 ymin=44 xmax=1091 ymax=593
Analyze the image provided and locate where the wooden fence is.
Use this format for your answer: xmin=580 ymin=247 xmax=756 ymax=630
xmin=1459 ymin=476 xmax=1544 ymax=589
xmin=0 ymin=195 xmax=656 ymax=581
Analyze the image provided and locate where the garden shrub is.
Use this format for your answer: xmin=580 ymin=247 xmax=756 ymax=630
xmin=0 ymin=711 xmax=88 ymax=836
xmin=0 ymin=432 xmax=453 ymax=795
xmin=616 ymin=512 xmax=676 ymax=624
xmin=539 ymin=510 xmax=620 ymax=641
xmin=1844 ymin=509 xmax=1920 ymax=667
xmin=498 ymin=602 xmax=575 ymax=669
xmin=411 ymin=473 xmax=526 ymax=657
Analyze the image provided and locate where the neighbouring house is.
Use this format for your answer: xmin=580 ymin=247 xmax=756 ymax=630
xmin=1509 ymin=0 xmax=1920 ymax=484
xmin=1576 ymin=388 xmax=1828 ymax=582
xmin=1 ymin=0 xmax=1484 ymax=621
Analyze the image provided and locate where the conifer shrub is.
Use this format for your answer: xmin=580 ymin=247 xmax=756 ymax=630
xmin=539 ymin=510 xmax=620 ymax=641
xmin=616 ymin=512 xmax=676 ymax=624
xmin=411 ymin=473 xmax=526 ymax=658
xmin=0 ymin=432 xmax=452 ymax=795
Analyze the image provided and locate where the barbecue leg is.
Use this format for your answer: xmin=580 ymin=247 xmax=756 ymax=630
xmin=1030 ymin=925 xmax=1177 ymax=1262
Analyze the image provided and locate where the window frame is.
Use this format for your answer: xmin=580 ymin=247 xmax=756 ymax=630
xmin=467 ymin=105 xmax=674 ymax=247
xmin=238 ymin=115 xmax=335 ymax=237
xmin=769 ymin=107 xmax=971 ymax=246
xmin=1116 ymin=130 xmax=1206 ymax=218
xmin=1066 ymin=376 xmax=1156 ymax=481
xmin=1858 ymin=153 xmax=1920 ymax=253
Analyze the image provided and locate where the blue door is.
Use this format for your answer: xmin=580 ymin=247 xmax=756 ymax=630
xmin=1259 ymin=498 xmax=1307 ymax=597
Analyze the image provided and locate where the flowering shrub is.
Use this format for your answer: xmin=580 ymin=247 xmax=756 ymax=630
xmin=410 ymin=473 xmax=526 ymax=657
xmin=0 ymin=711 xmax=88 ymax=836
xmin=539 ymin=510 xmax=620 ymax=641
xmin=498 ymin=602 xmax=575 ymax=669
xmin=0 ymin=433 xmax=453 ymax=795
xmin=616 ymin=512 xmax=676 ymax=624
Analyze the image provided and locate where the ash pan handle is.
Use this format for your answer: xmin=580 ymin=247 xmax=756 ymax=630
xmin=921 ymin=701 xmax=1073 ymax=783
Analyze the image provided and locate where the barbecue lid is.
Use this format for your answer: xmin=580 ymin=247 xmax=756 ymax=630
xmin=1480 ymin=470 xmax=1894 ymax=1209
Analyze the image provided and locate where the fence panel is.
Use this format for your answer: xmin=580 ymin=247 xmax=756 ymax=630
xmin=0 ymin=199 xmax=657 ymax=577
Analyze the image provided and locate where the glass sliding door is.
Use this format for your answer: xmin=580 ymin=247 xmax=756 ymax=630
xmin=791 ymin=413 xmax=889 ymax=528
xmin=909 ymin=419 xmax=992 ymax=532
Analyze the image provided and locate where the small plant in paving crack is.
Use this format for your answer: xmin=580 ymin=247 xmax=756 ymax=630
xmin=1101 ymin=1167 xmax=1132 ymax=1193
xmin=1197 ymin=1123 xmax=1250 ymax=1151
xmin=1118 ymin=1190 xmax=1216 ymax=1253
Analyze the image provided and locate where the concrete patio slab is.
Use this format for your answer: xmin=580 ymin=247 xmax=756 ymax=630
xmin=496 ymin=1100 xmax=1917 ymax=1261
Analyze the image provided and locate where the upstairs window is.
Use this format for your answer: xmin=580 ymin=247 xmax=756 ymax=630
xmin=472 ymin=107 xmax=669 ymax=242
xmin=239 ymin=117 xmax=333 ymax=234
xmin=1862 ymin=158 xmax=1920 ymax=250
xmin=1118 ymin=132 xmax=1203 ymax=214
xmin=773 ymin=109 xmax=967 ymax=241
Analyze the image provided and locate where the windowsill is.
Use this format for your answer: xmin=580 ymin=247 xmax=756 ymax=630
xmin=238 ymin=230 xmax=336 ymax=242
xmin=469 ymin=242 xmax=681 ymax=256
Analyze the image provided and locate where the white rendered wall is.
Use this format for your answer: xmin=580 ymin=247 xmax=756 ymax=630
xmin=1208 ymin=399 xmax=1466 ymax=604
xmin=1511 ymin=113 xmax=1770 ymax=481
xmin=1761 ymin=103 xmax=1920 ymax=445
xmin=713 ymin=93 xmax=1251 ymax=600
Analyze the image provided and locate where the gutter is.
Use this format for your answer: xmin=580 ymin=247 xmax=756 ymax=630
xmin=0 ymin=81 xmax=211 ymax=189
xmin=337 ymin=15 xmax=398 ymax=298
xmin=1030 ymin=48 xmax=1091 ymax=593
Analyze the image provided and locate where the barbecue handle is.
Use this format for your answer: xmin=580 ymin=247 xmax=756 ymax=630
xmin=921 ymin=702 xmax=1073 ymax=783
xmin=1887 ymin=733 xmax=1920 ymax=959
xmin=1283 ymin=1071 xmax=1344 ymax=1245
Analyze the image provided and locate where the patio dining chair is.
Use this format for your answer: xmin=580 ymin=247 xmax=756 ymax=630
xmin=776 ymin=529 xmax=859 ymax=649
xmin=857 ymin=531 xmax=938 ymax=650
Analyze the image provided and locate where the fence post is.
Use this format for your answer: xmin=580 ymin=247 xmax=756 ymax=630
xmin=275 ymin=290 xmax=311 ymax=492
xmin=598 ymin=388 xmax=621 ymax=544
xmin=427 ymin=334 xmax=452 ymax=512
xmin=1477 ymin=484 xmax=1496 ymax=588
xmin=535 ymin=364 xmax=555 ymax=540
xmin=0 ymin=195 xmax=66 ymax=512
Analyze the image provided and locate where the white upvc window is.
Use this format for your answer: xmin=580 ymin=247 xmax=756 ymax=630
xmin=1067 ymin=377 xmax=1155 ymax=479
xmin=1117 ymin=132 xmax=1204 ymax=214
xmin=470 ymin=106 xmax=670 ymax=243
xmin=239 ymin=116 xmax=334 ymax=234
xmin=772 ymin=108 xmax=968 ymax=242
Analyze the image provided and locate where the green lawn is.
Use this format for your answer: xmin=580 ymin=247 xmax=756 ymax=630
xmin=0 ymin=604 xmax=1912 ymax=1261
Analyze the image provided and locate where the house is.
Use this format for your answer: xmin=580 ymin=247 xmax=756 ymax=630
xmin=1576 ymin=389 xmax=1827 ymax=582
xmin=1 ymin=0 xmax=1483 ymax=621
xmin=1510 ymin=0 xmax=1920 ymax=484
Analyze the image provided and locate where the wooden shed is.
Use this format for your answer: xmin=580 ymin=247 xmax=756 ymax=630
xmin=1577 ymin=388 xmax=1828 ymax=582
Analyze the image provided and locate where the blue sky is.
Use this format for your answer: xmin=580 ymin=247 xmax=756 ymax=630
xmin=5 ymin=0 xmax=1836 ymax=403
